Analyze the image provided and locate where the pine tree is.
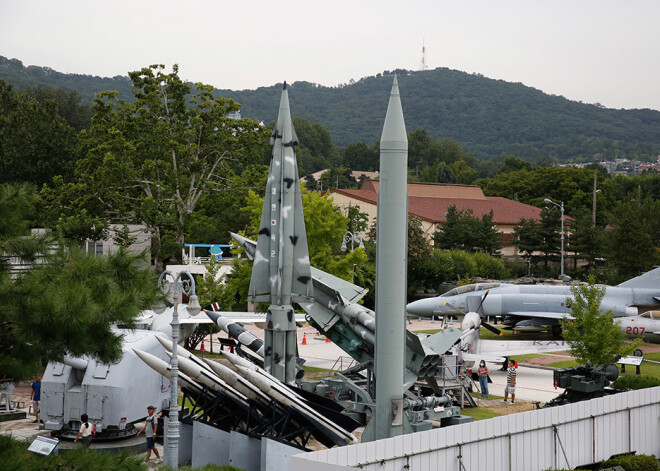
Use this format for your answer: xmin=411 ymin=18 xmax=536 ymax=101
xmin=0 ymin=183 xmax=158 ymax=382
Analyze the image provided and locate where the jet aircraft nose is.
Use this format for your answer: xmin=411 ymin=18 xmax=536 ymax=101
xmin=406 ymin=298 xmax=440 ymax=316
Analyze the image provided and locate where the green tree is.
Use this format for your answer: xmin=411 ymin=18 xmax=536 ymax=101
xmin=42 ymin=65 xmax=268 ymax=269
xmin=567 ymin=208 xmax=607 ymax=270
xmin=513 ymin=218 xmax=542 ymax=261
xmin=608 ymin=198 xmax=659 ymax=281
xmin=559 ymin=276 xmax=640 ymax=365
xmin=0 ymin=183 xmax=158 ymax=382
xmin=0 ymin=79 xmax=77 ymax=187
xmin=537 ymin=207 xmax=561 ymax=268
xmin=434 ymin=205 xmax=464 ymax=250
xmin=318 ymin=166 xmax=358 ymax=190
xmin=435 ymin=162 xmax=456 ymax=183
xmin=342 ymin=142 xmax=378 ymax=171
xmin=476 ymin=210 xmax=503 ymax=256
xmin=434 ymin=206 xmax=501 ymax=254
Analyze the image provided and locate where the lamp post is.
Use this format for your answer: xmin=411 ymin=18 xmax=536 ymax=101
xmin=340 ymin=231 xmax=364 ymax=252
xmin=155 ymin=270 xmax=201 ymax=469
xmin=544 ymin=198 xmax=565 ymax=279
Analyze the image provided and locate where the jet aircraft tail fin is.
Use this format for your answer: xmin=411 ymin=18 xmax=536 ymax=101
xmin=617 ymin=267 xmax=660 ymax=289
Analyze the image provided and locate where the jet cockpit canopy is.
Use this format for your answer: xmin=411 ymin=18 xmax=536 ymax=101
xmin=441 ymin=283 xmax=501 ymax=297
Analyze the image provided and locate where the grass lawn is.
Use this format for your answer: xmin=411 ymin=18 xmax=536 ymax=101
xmin=546 ymin=359 xmax=579 ymax=368
xmin=623 ymin=359 xmax=660 ymax=377
xmin=460 ymin=408 xmax=502 ymax=421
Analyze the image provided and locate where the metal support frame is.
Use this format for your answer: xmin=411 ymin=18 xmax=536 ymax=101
xmin=179 ymin=386 xmax=319 ymax=451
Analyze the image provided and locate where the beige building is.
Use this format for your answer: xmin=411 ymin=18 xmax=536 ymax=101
xmin=330 ymin=180 xmax=542 ymax=257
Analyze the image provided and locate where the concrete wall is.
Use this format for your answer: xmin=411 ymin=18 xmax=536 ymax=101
xmin=291 ymin=387 xmax=660 ymax=471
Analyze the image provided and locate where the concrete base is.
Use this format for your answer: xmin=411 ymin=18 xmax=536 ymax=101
xmin=41 ymin=432 xmax=148 ymax=455
xmin=0 ymin=411 xmax=27 ymax=422
xmin=163 ymin=418 xmax=193 ymax=467
xmin=191 ymin=421 xmax=230 ymax=468
xmin=261 ymin=438 xmax=301 ymax=471
xmin=228 ymin=431 xmax=261 ymax=471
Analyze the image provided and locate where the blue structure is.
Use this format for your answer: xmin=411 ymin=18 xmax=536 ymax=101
xmin=183 ymin=244 xmax=232 ymax=263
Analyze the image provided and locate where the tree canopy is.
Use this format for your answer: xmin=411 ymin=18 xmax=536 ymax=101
xmin=41 ymin=64 xmax=268 ymax=269
xmin=0 ymin=183 xmax=158 ymax=382
xmin=559 ymin=276 xmax=639 ymax=365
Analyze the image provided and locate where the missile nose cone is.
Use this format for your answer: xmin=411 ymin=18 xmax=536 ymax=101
xmin=205 ymin=309 xmax=220 ymax=324
xmin=155 ymin=335 xmax=173 ymax=352
xmin=380 ymin=75 xmax=407 ymax=151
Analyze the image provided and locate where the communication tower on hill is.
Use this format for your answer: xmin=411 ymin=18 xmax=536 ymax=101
xmin=419 ymin=38 xmax=428 ymax=71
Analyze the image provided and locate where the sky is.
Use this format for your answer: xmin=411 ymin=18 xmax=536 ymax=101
xmin=1 ymin=0 xmax=659 ymax=110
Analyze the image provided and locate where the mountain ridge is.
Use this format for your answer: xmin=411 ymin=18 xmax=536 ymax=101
xmin=2 ymin=55 xmax=659 ymax=161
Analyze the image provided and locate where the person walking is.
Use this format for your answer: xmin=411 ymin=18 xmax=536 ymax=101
xmin=30 ymin=376 xmax=41 ymax=423
xmin=137 ymin=405 xmax=162 ymax=464
xmin=503 ymin=360 xmax=517 ymax=404
xmin=74 ymin=414 xmax=93 ymax=446
xmin=477 ymin=360 xmax=490 ymax=398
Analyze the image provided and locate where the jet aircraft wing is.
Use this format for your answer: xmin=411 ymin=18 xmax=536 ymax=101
xmin=475 ymin=339 xmax=568 ymax=358
xmin=180 ymin=312 xmax=306 ymax=324
xmin=508 ymin=311 xmax=574 ymax=320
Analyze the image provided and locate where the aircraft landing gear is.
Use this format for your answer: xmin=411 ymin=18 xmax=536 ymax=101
xmin=633 ymin=349 xmax=643 ymax=357
xmin=551 ymin=324 xmax=562 ymax=337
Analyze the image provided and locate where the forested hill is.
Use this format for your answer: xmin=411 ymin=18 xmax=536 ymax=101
xmin=3 ymin=55 xmax=660 ymax=161
xmin=218 ymin=70 xmax=660 ymax=161
xmin=0 ymin=56 xmax=133 ymax=102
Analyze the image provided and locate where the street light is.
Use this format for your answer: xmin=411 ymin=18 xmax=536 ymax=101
xmin=543 ymin=198 xmax=565 ymax=279
xmin=340 ymin=231 xmax=364 ymax=252
xmin=156 ymin=270 xmax=201 ymax=469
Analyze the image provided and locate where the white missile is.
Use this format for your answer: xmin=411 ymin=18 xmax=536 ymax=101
xmin=155 ymin=335 xmax=211 ymax=372
xmin=164 ymin=352 xmax=250 ymax=407
xmin=203 ymin=359 xmax=271 ymax=405
xmin=234 ymin=365 xmax=356 ymax=446
xmin=132 ymin=348 xmax=205 ymax=395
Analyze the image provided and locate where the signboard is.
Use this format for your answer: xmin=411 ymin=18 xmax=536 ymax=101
xmin=618 ymin=356 xmax=643 ymax=366
xmin=28 ymin=436 xmax=59 ymax=455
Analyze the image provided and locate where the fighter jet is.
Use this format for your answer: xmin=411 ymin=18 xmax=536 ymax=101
xmin=406 ymin=268 xmax=660 ymax=336
xmin=448 ymin=291 xmax=568 ymax=366
xmin=616 ymin=310 xmax=660 ymax=345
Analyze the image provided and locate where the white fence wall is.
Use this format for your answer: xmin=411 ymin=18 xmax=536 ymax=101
xmin=291 ymin=387 xmax=660 ymax=471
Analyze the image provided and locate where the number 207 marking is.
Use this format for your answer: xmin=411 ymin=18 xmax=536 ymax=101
xmin=626 ymin=326 xmax=645 ymax=335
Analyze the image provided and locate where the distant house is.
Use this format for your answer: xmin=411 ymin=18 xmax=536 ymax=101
xmin=84 ymin=224 xmax=151 ymax=261
xmin=330 ymin=180 xmax=542 ymax=257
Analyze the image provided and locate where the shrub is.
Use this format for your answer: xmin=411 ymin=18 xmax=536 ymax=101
xmin=600 ymin=453 xmax=659 ymax=471
xmin=612 ymin=375 xmax=660 ymax=391
xmin=0 ymin=435 xmax=147 ymax=471
xmin=472 ymin=252 xmax=511 ymax=279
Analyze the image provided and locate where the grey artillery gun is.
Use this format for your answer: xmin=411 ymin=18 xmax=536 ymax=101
xmin=41 ymin=329 xmax=171 ymax=439
xmin=540 ymin=363 xmax=620 ymax=408
xmin=40 ymin=303 xmax=206 ymax=440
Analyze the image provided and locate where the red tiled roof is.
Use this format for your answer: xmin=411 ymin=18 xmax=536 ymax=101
xmin=361 ymin=179 xmax=486 ymax=199
xmin=332 ymin=189 xmax=541 ymax=225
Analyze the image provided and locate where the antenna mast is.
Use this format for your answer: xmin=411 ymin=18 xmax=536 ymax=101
xmin=419 ymin=38 xmax=428 ymax=71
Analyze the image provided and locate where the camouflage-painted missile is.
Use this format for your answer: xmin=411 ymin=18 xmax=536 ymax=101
xmin=248 ymin=83 xmax=314 ymax=384
xmin=204 ymin=309 xmax=265 ymax=357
